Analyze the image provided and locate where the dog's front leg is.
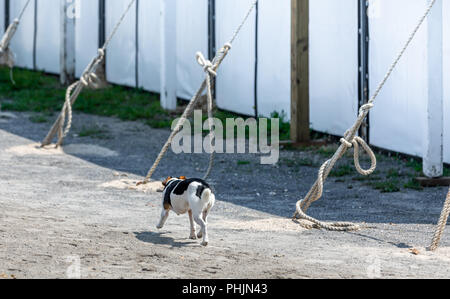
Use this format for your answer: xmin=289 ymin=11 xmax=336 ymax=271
xmin=188 ymin=210 xmax=197 ymax=239
xmin=156 ymin=209 xmax=170 ymax=229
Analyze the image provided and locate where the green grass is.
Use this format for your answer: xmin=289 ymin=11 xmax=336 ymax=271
xmin=29 ymin=115 xmax=48 ymax=124
xmin=404 ymin=178 xmax=424 ymax=191
xmin=1 ymin=67 xmax=293 ymax=141
xmin=329 ymin=165 xmax=355 ymax=177
xmin=78 ymin=125 xmax=110 ymax=139
xmin=0 ymin=67 xmax=173 ymax=129
xmin=371 ymin=179 xmax=401 ymax=193
xmin=237 ymin=160 xmax=251 ymax=166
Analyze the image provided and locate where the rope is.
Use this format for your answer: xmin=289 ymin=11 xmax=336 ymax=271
xmin=0 ymin=0 xmax=33 ymax=83
xmin=42 ymin=0 xmax=136 ymax=147
xmin=430 ymin=187 xmax=450 ymax=251
xmin=140 ymin=0 xmax=258 ymax=184
xmin=196 ymin=52 xmax=216 ymax=180
xmin=294 ymin=0 xmax=437 ymax=231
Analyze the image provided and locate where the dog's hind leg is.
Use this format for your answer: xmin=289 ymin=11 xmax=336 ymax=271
xmin=156 ymin=209 xmax=170 ymax=229
xmin=197 ymin=204 xmax=212 ymax=239
xmin=194 ymin=215 xmax=208 ymax=246
xmin=188 ymin=210 xmax=197 ymax=239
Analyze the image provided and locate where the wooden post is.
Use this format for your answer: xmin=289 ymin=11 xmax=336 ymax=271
xmin=291 ymin=0 xmax=310 ymax=143
xmin=424 ymin=0 xmax=443 ymax=178
xmin=160 ymin=0 xmax=177 ymax=111
xmin=60 ymin=0 xmax=76 ymax=85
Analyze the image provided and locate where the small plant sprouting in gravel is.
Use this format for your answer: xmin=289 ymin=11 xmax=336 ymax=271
xmin=371 ymin=179 xmax=401 ymax=193
xmin=237 ymin=160 xmax=251 ymax=166
xmin=329 ymin=165 xmax=354 ymax=177
xmin=404 ymin=178 xmax=424 ymax=191
xmin=29 ymin=115 xmax=48 ymax=123
xmin=78 ymin=125 xmax=110 ymax=139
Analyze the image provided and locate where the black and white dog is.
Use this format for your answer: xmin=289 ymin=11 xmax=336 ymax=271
xmin=157 ymin=177 xmax=215 ymax=246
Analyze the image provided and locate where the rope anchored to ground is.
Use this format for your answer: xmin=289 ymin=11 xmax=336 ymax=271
xmin=294 ymin=0 xmax=437 ymax=232
xmin=41 ymin=0 xmax=136 ymax=148
xmin=139 ymin=0 xmax=258 ymax=184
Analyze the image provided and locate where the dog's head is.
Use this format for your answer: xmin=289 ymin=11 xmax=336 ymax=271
xmin=162 ymin=176 xmax=173 ymax=187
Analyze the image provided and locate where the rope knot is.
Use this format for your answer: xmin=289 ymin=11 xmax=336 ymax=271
xmin=196 ymin=52 xmax=217 ymax=77
xmin=359 ymin=103 xmax=374 ymax=114
xmin=97 ymin=48 xmax=105 ymax=59
xmin=80 ymin=72 xmax=102 ymax=90
xmin=340 ymin=138 xmax=353 ymax=148
xmin=222 ymin=43 xmax=232 ymax=52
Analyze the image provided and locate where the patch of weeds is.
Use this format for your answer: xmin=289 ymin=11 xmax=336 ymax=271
xmin=281 ymin=157 xmax=316 ymax=169
xmin=78 ymin=125 xmax=110 ymax=139
xmin=0 ymin=67 xmax=176 ymax=130
xmin=329 ymin=165 xmax=354 ymax=177
xmin=29 ymin=115 xmax=48 ymax=123
xmin=316 ymin=145 xmax=339 ymax=158
xmin=371 ymin=179 xmax=401 ymax=193
xmin=386 ymin=168 xmax=402 ymax=179
xmin=352 ymin=170 xmax=382 ymax=182
xmin=444 ymin=167 xmax=450 ymax=177
xmin=237 ymin=160 xmax=251 ymax=166
xmin=406 ymin=159 xmax=423 ymax=174
xmin=404 ymin=178 xmax=424 ymax=191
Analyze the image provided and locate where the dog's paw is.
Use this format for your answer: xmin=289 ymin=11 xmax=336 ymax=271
xmin=156 ymin=224 xmax=163 ymax=230
xmin=197 ymin=232 xmax=203 ymax=238
xmin=189 ymin=234 xmax=197 ymax=240
xmin=201 ymin=241 xmax=209 ymax=247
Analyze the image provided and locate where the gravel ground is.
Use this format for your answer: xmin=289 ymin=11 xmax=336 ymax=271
xmin=0 ymin=111 xmax=449 ymax=279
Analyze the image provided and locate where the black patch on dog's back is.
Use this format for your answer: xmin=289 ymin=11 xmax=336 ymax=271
xmin=196 ymin=185 xmax=207 ymax=198
xmin=173 ymin=178 xmax=211 ymax=196
xmin=163 ymin=179 xmax=182 ymax=208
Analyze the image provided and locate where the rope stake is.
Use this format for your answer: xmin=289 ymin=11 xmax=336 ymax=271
xmin=430 ymin=187 xmax=450 ymax=251
xmin=140 ymin=1 xmax=257 ymax=184
xmin=41 ymin=0 xmax=136 ymax=147
xmin=294 ymin=0 xmax=437 ymax=231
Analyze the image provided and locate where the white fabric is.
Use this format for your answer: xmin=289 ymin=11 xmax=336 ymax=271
xmin=257 ymin=0 xmax=290 ymax=119
xmin=310 ymin=0 xmax=359 ymax=136
xmin=137 ymin=0 xmax=160 ymax=93
xmin=369 ymin=0 xmax=428 ymax=158
xmin=35 ymin=0 xmax=60 ymax=74
xmin=215 ymin=0 xmax=256 ymax=116
xmin=75 ymin=0 xmax=99 ymax=78
xmin=0 ymin=0 xmax=5 ymax=35
xmin=9 ymin=0 xmax=35 ymax=69
xmin=444 ymin=0 xmax=450 ymax=164
xmin=105 ymin=0 xmax=136 ymax=87
xmin=176 ymin=0 xmax=208 ymax=100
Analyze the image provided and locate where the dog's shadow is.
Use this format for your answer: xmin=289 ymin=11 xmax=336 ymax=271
xmin=134 ymin=231 xmax=196 ymax=248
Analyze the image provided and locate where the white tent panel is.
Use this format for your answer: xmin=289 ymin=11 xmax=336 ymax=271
xmin=35 ymin=0 xmax=60 ymax=74
xmin=310 ymin=0 xmax=359 ymax=136
xmin=176 ymin=0 xmax=208 ymax=100
xmin=137 ymin=0 xmax=160 ymax=92
xmin=0 ymin=0 xmax=4 ymax=34
xmin=75 ymin=0 xmax=99 ymax=78
xmin=105 ymin=0 xmax=136 ymax=87
xmin=257 ymin=0 xmax=290 ymax=119
xmin=444 ymin=0 xmax=450 ymax=164
xmin=9 ymin=0 xmax=35 ymax=69
xmin=215 ymin=0 xmax=256 ymax=116
xmin=369 ymin=0 xmax=428 ymax=158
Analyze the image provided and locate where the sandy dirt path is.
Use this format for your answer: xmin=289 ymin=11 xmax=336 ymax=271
xmin=1 ymin=112 xmax=450 ymax=279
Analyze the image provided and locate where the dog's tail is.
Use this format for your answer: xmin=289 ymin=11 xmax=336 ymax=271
xmin=200 ymin=187 xmax=212 ymax=203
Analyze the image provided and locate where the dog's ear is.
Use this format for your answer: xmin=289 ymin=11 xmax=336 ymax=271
xmin=179 ymin=176 xmax=187 ymax=180
xmin=162 ymin=176 xmax=172 ymax=187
